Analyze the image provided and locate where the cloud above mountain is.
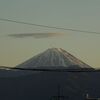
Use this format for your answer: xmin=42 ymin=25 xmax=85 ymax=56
xmin=8 ymin=33 xmax=62 ymax=39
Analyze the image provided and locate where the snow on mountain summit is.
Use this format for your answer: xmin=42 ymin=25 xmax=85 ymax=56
xmin=15 ymin=48 xmax=92 ymax=69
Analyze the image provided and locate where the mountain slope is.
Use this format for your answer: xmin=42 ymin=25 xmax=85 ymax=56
xmin=16 ymin=48 xmax=92 ymax=69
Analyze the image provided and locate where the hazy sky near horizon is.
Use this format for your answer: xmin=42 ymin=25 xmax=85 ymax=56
xmin=0 ymin=0 xmax=100 ymax=68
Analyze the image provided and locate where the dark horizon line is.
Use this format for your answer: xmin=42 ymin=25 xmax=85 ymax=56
xmin=0 ymin=66 xmax=100 ymax=72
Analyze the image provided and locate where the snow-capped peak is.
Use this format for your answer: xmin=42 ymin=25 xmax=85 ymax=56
xmin=15 ymin=48 xmax=92 ymax=69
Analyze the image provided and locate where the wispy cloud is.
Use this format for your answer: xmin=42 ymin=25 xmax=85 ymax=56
xmin=8 ymin=33 xmax=62 ymax=39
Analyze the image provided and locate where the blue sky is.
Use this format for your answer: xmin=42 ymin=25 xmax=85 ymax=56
xmin=0 ymin=0 xmax=100 ymax=68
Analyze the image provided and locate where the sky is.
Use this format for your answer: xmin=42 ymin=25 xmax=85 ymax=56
xmin=0 ymin=0 xmax=100 ymax=68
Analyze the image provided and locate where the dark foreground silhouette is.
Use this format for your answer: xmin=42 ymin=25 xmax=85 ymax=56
xmin=0 ymin=69 xmax=100 ymax=100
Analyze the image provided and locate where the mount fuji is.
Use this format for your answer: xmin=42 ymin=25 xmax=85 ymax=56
xmin=16 ymin=48 xmax=92 ymax=69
